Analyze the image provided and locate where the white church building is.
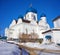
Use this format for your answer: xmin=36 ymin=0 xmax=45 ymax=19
xmin=5 ymin=7 xmax=60 ymax=44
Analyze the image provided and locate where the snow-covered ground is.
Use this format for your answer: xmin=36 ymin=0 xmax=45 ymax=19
xmin=1 ymin=40 xmax=60 ymax=55
xmin=20 ymin=42 xmax=60 ymax=50
xmin=0 ymin=41 xmax=20 ymax=55
xmin=20 ymin=42 xmax=60 ymax=55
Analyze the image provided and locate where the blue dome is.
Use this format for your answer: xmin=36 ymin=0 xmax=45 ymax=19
xmin=18 ymin=15 xmax=23 ymax=19
xmin=40 ymin=13 xmax=46 ymax=17
xmin=26 ymin=7 xmax=37 ymax=13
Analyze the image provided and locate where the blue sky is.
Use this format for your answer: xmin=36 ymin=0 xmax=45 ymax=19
xmin=0 ymin=0 xmax=60 ymax=35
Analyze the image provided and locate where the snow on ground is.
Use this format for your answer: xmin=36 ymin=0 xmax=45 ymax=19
xmin=20 ymin=42 xmax=60 ymax=50
xmin=20 ymin=42 xmax=60 ymax=55
xmin=0 ymin=41 xmax=20 ymax=55
xmin=1 ymin=40 xmax=60 ymax=55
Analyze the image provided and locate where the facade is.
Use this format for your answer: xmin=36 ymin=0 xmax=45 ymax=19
xmin=42 ymin=16 xmax=60 ymax=44
xmin=5 ymin=7 xmax=50 ymax=42
xmin=53 ymin=16 xmax=60 ymax=28
xmin=5 ymin=7 xmax=60 ymax=44
xmin=52 ymin=16 xmax=60 ymax=43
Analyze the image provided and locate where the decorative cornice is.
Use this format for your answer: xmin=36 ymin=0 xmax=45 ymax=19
xmin=52 ymin=29 xmax=60 ymax=31
xmin=42 ymin=29 xmax=60 ymax=34
xmin=22 ymin=19 xmax=31 ymax=23
xmin=42 ymin=30 xmax=51 ymax=34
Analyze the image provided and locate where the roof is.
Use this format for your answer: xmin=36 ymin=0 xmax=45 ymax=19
xmin=42 ymin=30 xmax=51 ymax=34
xmin=53 ymin=16 xmax=60 ymax=22
xmin=18 ymin=15 xmax=23 ymax=19
xmin=14 ymin=19 xmax=17 ymax=23
xmin=26 ymin=7 xmax=37 ymax=14
xmin=40 ymin=13 xmax=46 ymax=17
xmin=42 ymin=29 xmax=60 ymax=34
xmin=22 ymin=19 xmax=31 ymax=23
xmin=14 ymin=18 xmax=38 ymax=24
xmin=52 ymin=29 xmax=60 ymax=31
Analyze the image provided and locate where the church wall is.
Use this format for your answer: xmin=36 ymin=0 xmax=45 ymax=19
xmin=7 ymin=23 xmax=23 ymax=39
xmin=58 ymin=19 xmax=60 ymax=27
xmin=38 ymin=31 xmax=43 ymax=38
xmin=54 ymin=18 xmax=60 ymax=28
xmin=26 ymin=12 xmax=33 ymax=21
xmin=10 ymin=29 xmax=19 ymax=39
xmin=42 ymin=31 xmax=53 ymax=43
xmin=52 ymin=30 xmax=60 ymax=43
xmin=26 ymin=12 xmax=37 ymax=21
xmin=54 ymin=21 xmax=58 ymax=28
xmin=37 ymin=25 xmax=47 ymax=38
xmin=7 ymin=29 xmax=14 ymax=39
xmin=33 ymin=13 xmax=37 ymax=21
xmin=5 ymin=28 xmax=9 ymax=37
xmin=43 ymin=31 xmax=52 ymax=37
xmin=5 ymin=19 xmax=50 ymax=41
xmin=22 ymin=22 xmax=38 ymax=34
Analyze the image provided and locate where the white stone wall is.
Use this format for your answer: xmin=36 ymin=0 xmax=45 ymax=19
xmin=22 ymin=22 xmax=38 ymax=34
xmin=26 ymin=12 xmax=37 ymax=21
xmin=17 ymin=18 xmax=22 ymax=24
xmin=5 ymin=28 xmax=9 ymax=37
xmin=5 ymin=19 xmax=50 ymax=39
xmin=52 ymin=30 xmax=60 ymax=43
xmin=53 ymin=18 xmax=60 ymax=43
xmin=9 ymin=20 xmax=16 ymax=28
xmin=6 ymin=22 xmax=39 ymax=39
xmin=54 ymin=18 xmax=60 ymax=28
xmin=42 ymin=31 xmax=53 ymax=43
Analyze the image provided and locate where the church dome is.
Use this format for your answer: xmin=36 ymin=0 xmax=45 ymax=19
xmin=18 ymin=15 xmax=23 ymax=19
xmin=26 ymin=7 xmax=37 ymax=14
xmin=40 ymin=13 xmax=46 ymax=17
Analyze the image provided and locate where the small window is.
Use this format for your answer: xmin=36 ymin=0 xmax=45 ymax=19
xmin=27 ymin=15 xmax=29 ymax=17
xmin=31 ymin=14 xmax=34 ymax=17
xmin=34 ymin=16 xmax=36 ymax=20
xmin=45 ymin=35 xmax=52 ymax=40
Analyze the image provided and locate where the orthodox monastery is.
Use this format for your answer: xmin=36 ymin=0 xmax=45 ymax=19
xmin=5 ymin=6 xmax=60 ymax=44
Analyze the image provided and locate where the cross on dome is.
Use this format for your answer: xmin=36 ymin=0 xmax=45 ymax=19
xmin=26 ymin=4 xmax=37 ymax=13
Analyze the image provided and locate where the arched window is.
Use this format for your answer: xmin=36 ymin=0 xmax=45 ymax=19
xmin=45 ymin=35 xmax=52 ymax=40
